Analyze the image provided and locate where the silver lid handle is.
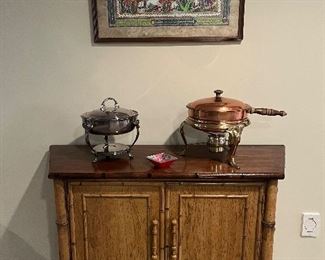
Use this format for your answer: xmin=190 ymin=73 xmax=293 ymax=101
xmin=100 ymin=97 xmax=119 ymax=112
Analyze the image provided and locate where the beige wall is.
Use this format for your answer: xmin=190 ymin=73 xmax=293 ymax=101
xmin=0 ymin=0 xmax=324 ymax=259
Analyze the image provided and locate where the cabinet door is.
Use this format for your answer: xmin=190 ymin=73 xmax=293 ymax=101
xmin=69 ymin=182 xmax=164 ymax=260
xmin=166 ymin=183 xmax=264 ymax=260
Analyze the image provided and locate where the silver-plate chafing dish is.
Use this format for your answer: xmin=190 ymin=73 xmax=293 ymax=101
xmin=81 ymin=97 xmax=140 ymax=162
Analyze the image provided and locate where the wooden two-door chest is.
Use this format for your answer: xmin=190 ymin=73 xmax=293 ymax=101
xmin=49 ymin=145 xmax=285 ymax=260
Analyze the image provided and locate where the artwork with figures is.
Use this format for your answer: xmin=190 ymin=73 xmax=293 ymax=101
xmin=92 ymin=0 xmax=244 ymax=41
xmin=108 ymin=0 xmax=230 ymax=27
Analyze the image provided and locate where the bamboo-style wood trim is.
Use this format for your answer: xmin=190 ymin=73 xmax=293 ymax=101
xmin=68 ymin=184 xmax=77 ymax=260
xmin=160 ymin=186 xmax=165 ymax=260
xmin=70 ymin=181 xmax=164 ymax=186
xmin=179 ymin=194 xmax=249 ymax=199
xmin=147 ymin=193 xmax=151 ymax=260
xmin=241 ymin=197 xmax=249 ymax=260
xmin=83 ymin=193 xmax=151 ymax=198
xmin=171 ymin=219 xmax=177 ymax=260
xmin=178 ymin=195 xmax=181 ymax=260
xmin=165 ymin=188 xmax=170 ymax=260
xmin=166 ymin=182 xmax=265 ymax=187
xmin=261 ymin=180 xmax=278 ymax=260
xmin=254 ymin=185 xmax=266 ymax=260
xmin=65 ymin=178 xmax=273 ymax=183
xmin=82 ymin=195 xmax=89 ymax=260
xmin=152 ymin=219 xmax=159 ymax=259
xmin=54 ymin=180 xmax=70 ymax=260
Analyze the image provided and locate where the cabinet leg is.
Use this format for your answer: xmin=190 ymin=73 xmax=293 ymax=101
xmin=54 ymin=180 xmax=70 ymax=260
xmin=261 ymin=180 xmax=278 ymax=260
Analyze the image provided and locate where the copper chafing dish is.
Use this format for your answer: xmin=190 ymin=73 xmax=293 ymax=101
xmin=180 ymin=90 xmax=286 ymax=168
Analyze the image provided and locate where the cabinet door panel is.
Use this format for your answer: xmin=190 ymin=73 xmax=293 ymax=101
xmin=69 ymin=182 xmax=163 ymax=260
xmin=166 ymin=184 xmax=264 ymax=260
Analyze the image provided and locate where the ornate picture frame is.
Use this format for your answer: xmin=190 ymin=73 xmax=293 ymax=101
xmin=92 ymin=0 xmax=245 ymax=42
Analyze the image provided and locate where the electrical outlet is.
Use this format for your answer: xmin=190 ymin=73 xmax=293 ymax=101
xmin=301 ymin=212 xmax=320 ymax=237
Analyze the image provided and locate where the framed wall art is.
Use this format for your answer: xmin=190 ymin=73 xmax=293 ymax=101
xmin=92 ymin=0 xmax=245 ymax=42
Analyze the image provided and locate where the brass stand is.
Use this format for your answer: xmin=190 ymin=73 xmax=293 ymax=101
xmin=179 ymin=119 xmax=248 ymax=169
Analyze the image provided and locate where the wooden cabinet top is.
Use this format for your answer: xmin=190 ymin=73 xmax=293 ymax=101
xmin=48 ymin=145 xmax=285 ymax=181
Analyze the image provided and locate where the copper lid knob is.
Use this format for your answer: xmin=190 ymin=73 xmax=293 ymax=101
xmin=214 ymin=90 xmax=223 ymax=101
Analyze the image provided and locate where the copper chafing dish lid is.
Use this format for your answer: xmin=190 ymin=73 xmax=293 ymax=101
xmin=186 ymin=90 xmax=287 ymax=124
xmin=186 ymin=90 xmax=251 ymax=123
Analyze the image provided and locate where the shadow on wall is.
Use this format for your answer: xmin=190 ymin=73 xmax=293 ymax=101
xmin=0 ymin=136 xmax=91 ymax=260
xmin=0 ymin=226 xmax=49 ymax=260
xmin=0 ymin=153 xmax=58 ymax=260
xmin=0 ymin=125 xmax=207 ymax=260
xmin=164 ymin=122 xmax=207 ymax=145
